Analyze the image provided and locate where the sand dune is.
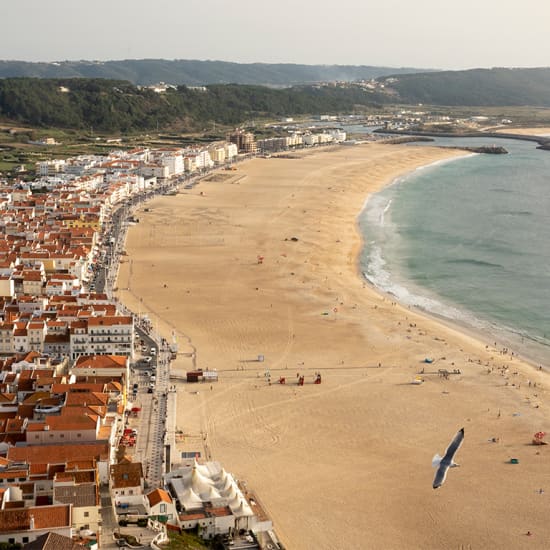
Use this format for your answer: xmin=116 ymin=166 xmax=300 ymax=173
xmin=118 ymin=143 xmax=550 ymax=549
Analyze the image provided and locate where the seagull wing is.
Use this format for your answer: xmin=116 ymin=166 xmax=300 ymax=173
xmin=442 ymin=428 xmax=464 ymax=463
xmin=433 ymin=428 xmax=464 ymax=489
xmin=432 ymin=462 xmax=449 ymax=489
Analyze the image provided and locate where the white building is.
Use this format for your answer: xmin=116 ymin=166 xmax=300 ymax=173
xmin=208 ymin=145 xmax=226 ymax=165
xmin=288 ymin=133 xmax=303 ymax=147
xmin=69 ymin=316 xmax=133 ymax=360
xmin=193 ymin=151 xmax=214 ymax=170
xmin=317 ymin=133 xmax=333 ymax=144
xmin=146 ymin=488 xmax=178 ymax=523
xmin=224 ymin=143 xmax=238 ymax=160
xmin=328 ymin=129 xmax=347 ymax=142
xmin=140 ymin=164 xmax=170 ymax=180
xmin=37 ymin=159 xmax=66 ymax=177
xmin=0 ymin=323 xmax=15 ymax=354
xmin=163 ymin=153 xmax=185 ymax=176
xmin=165 ymin=460 xmax=272 ymax=540
xmin=183 ymin=156 xmax=196 ymax=172
xmin=0 ymin=275 xmax=15 ymax=298
xmin=65 ymin=156 xmax=103 ymax=176
xmin=303 ymin=134 xmax=319 ymax=146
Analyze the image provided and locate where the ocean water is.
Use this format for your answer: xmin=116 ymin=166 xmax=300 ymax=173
xmin=359 ymin=137 xmax=550 ymax=364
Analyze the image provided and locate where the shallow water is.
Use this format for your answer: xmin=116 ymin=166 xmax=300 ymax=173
xmin=359 ymin=137 xmax=550 ymax=364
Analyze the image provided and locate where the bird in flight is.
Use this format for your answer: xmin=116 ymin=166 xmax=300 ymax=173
xmin=432 ymin=428 xmax=464 ymax=489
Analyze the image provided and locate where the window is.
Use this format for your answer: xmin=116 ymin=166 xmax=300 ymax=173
xmin=22 ymin=538 xmax=29 ymax=544
xmin=84 ymin=511 xmax=90 ymax=517
xmin=160 ymin=504 xmax=166 ymax=513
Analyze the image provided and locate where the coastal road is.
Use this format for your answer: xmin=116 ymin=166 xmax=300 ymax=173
xmin=129 ymin=326 xmax=172 ymax=489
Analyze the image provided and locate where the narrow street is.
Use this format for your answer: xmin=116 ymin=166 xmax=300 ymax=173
xmin=128 ymin=326 xmax=172 ymax=489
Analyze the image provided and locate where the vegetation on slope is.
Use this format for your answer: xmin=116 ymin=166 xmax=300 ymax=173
xmin=379 ymin=68 xmax=550 ymax=107
xmin=0 ymin=78 xmax=386 ymax=132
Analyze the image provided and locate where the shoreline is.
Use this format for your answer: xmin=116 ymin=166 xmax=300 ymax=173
xmin=355 ymin=154 xmax=550 ymax=374
xmin=358 ymin=146 xmax=550 ymax=370
xmin=118 ymin=142 xmax=550 ymax=549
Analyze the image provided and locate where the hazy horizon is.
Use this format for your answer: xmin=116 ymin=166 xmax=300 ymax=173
xmin=4 ymin=1 xmax=550 ymax=70
xmin=2 ymin=57 xmax=549 ymax=73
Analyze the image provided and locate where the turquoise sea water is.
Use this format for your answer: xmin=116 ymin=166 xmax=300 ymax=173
xmin=358 ymin=137 xmax=550 ymax=364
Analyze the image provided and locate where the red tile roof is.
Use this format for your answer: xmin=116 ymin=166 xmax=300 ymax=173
xmin=0 ymin=503 xmax=71 ymax=532
xmin=147 ymin=488 xmax=172 ymax=507
xmin=73 ymin=355 xmax=128 ymax=369
xmin=8 ymin=442 xmax=109 ymax=464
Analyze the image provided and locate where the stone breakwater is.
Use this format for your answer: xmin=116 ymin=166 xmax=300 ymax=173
xmin=378 ymin=128 xmax=550 ymax=149
xmin=440 ymin=145 xmax=508 ymax=154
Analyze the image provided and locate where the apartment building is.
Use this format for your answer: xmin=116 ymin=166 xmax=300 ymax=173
xmin=227 ymin=130 xmax=257 ymax=154
xmin=69 ymin=316 xmax=133 ymax=359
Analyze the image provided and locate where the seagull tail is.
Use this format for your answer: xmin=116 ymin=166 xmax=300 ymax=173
xmin=432 ymin=453 xmax=443 ymax=468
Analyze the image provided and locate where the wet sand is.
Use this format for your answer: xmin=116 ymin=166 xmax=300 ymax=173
xmin=118 ymin=143 xmax=550 ymax=549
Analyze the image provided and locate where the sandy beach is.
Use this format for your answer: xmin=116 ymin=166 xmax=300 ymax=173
xmin=117 ymin=143 xmax=550 ymax=549
xmin=494 ymin=126 xmax=550 ymax=136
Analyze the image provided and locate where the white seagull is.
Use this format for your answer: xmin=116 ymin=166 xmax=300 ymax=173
xmin=432 ymin=428 xmax=464 ymax=489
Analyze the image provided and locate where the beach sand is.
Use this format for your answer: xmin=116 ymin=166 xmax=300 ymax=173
xmin=495 ymin=126 xmax=550 ymax=136
xmin=118 ymin=143 xmax=550 ymax=549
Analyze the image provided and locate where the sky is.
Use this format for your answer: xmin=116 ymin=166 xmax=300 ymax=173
xmin=3 ymin=0 xmax=550 ymax=70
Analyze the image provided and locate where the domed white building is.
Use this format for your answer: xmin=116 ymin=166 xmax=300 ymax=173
xmin=164 ymin=459 xmax=271 ymax=541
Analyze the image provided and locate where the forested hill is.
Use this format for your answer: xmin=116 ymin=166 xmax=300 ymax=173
xmin=379 ymin=67 xmax=550 ymax=106
xmin=0 ymin=78 xmax=387 ymax=132
xmin=0 ymin=59 xmax=428 ymax=86
xmin=4 ymin=68 xmax=550 ymax=134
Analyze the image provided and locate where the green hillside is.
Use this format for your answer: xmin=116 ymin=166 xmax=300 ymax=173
xmin=0 ymin=78 xmax=387 ymax=132
xmin=378 ymin=67 xmax=550 ymax=106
